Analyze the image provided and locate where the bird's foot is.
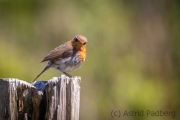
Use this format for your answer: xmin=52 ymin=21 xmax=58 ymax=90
xmin=63 ymin=72 xmax=72 ymax=78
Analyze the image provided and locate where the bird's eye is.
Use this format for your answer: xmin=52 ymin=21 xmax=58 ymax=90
xmin=83 ymin=42 xmax=86 ymax=45
xmin=73 ymin=37 xmax=78 ymax=42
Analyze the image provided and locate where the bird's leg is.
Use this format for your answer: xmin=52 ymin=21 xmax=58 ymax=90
xmin=63 ymin=72 xmax=72 ymax=78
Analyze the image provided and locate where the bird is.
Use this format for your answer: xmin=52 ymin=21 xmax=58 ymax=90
xmin=33 ymin=35 xmax=87 ymax=82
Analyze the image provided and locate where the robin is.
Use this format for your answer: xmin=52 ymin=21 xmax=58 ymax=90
xmin=33 ymin=35 xmax=87 ymax=82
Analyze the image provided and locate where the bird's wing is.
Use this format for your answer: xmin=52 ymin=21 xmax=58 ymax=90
xmin=41 ymin=42 xmax=73 ymax=62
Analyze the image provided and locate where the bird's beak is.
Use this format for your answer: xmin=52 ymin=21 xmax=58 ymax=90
xmin=83 ymin=42 xmax=86 ymax=45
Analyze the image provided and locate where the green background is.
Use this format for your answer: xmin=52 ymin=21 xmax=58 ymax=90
xmin=0 ymin=0 xmax=179 ymax=120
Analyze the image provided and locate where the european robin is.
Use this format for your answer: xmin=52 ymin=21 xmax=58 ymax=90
xmin=33 ymin=35 xmax=87 ymax=82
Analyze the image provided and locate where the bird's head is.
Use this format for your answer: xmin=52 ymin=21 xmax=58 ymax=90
xmin=71 ymin=35 xmax=88 ymax=50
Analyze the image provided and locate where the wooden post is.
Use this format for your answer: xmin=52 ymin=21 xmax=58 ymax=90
xmin=0 ymin=75 xmax=81 ymax=120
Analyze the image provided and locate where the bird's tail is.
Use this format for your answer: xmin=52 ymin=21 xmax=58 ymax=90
xmin=33 ymin=62 xmax=52 ymax=82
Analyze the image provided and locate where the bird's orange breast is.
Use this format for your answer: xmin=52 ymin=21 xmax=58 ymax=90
xmin=78 ymin=46 xmax=86 ymax=62
xmin=69 ymin=41 xmax=87 ymax=62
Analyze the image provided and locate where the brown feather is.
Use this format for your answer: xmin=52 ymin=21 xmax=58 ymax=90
xmin=41 ymin=41 xmax=73 ymax=62
xmin=33 ymin=63 xmax=52 ymax=82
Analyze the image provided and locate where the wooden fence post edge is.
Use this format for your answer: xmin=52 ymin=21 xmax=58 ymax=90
xmin=0 ymin=75 xmax=81 ymax=120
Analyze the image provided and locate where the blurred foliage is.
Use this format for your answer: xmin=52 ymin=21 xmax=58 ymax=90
xmin=0 ymin=0 xmax=180 ymax=120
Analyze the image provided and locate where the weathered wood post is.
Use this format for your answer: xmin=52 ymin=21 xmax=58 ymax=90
xmin=0 ymin=75 xmax=81 ymax=120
